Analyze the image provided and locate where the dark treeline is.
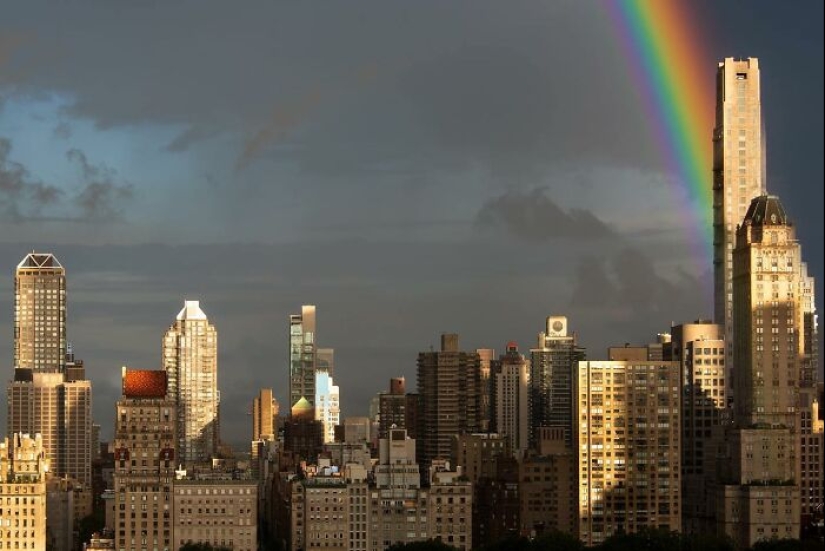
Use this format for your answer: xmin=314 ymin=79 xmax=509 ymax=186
xmin=385 ymin=529 xmax=823 ymax=551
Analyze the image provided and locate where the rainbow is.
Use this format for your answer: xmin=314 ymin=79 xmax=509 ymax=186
xmin=605 ymin=0 xmax=715 ymax=267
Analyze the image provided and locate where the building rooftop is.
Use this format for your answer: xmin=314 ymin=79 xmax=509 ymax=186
xmin=122 ymin=368 xmax=168 ymax=398
xmin=743 ymin=195 xmax=791 ymax=227
xmin=176 ymin=300 xmax=208 ymax=321
xmin=17 ymin=252 xmax=63 ymax=270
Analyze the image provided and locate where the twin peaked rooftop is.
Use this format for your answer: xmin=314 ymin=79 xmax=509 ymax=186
xmin=17 ymin=252 xmax=64 ymax=270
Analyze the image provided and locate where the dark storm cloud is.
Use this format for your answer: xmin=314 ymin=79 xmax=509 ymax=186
xmin=66 ymin=148 xmax=134 ymax=220
xmin=476 ymin=188 xmax=614 ymax=241
xmin=568 ymin=249 xmax=712 ymax=357
xmin=1 ymin=0 xmax=656 ymax=180
xmin=570 ymin=248 xmax=708 ymax=320
xmin=235 ymin=64 xmax=378 ymax=170
xmin=0 ymin=137 xmax=63 ymax=219
xmin=0 ymin=141 xmax=133 ymax=222
xmin=164 ymin=125 xmax=219 ymax=153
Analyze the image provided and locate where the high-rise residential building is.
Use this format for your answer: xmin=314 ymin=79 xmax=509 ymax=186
xmin=113 ymin=368 xmax=176 ymax=551
xmin=713 ymin=195 xmax=815 ymax=547
xmin=377 ymin=377 xmax=420 ymax=441
xmin=798 ymin=262 xmax=822 ymax=526
xmin=378 ymin=377 xmax=406 ymax=438
xmin=491 ymin=343 xmax=530 ymax=454
xmin=315 ymin=368 xmax=340 ymax=443
xmin=576 ymin=360 xmax=682 ymax=546
xmin=252 ymin=388 xmax=279 ymax=442
xmin=0 ymin=433 xmax=49 ymax=551
xmin=372 ymin=428 xmax=426 ymax=550
xmin=732 ymin=196 xmax=802 ymax=431
xmin=529 ymin=316 xmax=585 ymax=448
xmin=7 ymin=371 xmax=62 ymax=478
xmin=289 ymin=305 xmax=317 ymax=409
xmin=61 ymin=377 xmax=93 ymax=487
xmin=7 ymin=367 xmax=92 ymax=489
xmin=799 ymin=391 xmax=824 ymax=527
xmin=8 ymin=252 xmax=92 ymax=490
xmin=477 ymin=348 xmax=495 ymax=432
xmin=281 ymin=461 xmax=370 ymax=551
xmin=416 ymin=333 xmax=483 ymax=472
xmin=800 ymin=262 xmax=819 ymax=388
xmin=665 ymin=320 xmax=725 ymax=534
xmin=713 ymin=57 xmax=766 ymax=406
xmin=14 ymin=252 xmax=66 ymax=372
xmin=163 ymin=300 xmax=218 ymax=464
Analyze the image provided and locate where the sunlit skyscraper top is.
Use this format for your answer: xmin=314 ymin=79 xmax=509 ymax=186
xmin=14 ymin=252 xmax=67 ymax=372
xmin=163 ymin=300 xmax=219 ymax=464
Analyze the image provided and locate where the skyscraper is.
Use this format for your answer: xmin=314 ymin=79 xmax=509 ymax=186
xmin=314 ymin=368 xmax=340 ymax=443
xmin=666 ymin=320 xmax=725 ymax=533
xmin=8 ymin=252 xmax=92 ymax=490
xmin=715 ymin=195 xmax=806 ymax=547
xmin=529 ymin=316 xmax=585 ymax=448
xmin=492 ymin=342 xmax=529 ymax=454
xmin=163 ymin=300 xmax=218 ymax=464
xmin=416 ymin=333 xmax=483 ymax=471
xmin=252 ymin=388 xmax=279 ymax=442
xmin=113 ymin=368 xmax=176 ymax=551
xmin=289 ymin=305 xmax=316 ymax=409
xmin=576 ymin=360 xmax=682 ymax=545
xmin=713 ymin=57 xmax=766 ymax=405
xmin=477 ymin=348 xmax=495 ymax=432
xmin=14 ymin=252 xmax=66 ymax=372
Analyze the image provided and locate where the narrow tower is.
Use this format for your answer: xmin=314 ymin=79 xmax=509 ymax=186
xmin=713 ymin=57 xmax=766 ymax=405
xmin=14 ymin=252 xmax=66 ymax=372
xmin=529 ymin=316 xmax=585 ymax=448
xmin=163 ymin=300 xmax=218 ymax=464
xmin=289 ymin=305 xmax=317 ymax=409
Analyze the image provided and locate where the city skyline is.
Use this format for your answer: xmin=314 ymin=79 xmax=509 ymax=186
xmin=1 ymin=1 xmax=822 ymax=449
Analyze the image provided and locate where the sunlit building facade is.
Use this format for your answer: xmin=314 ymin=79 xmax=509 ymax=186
xmin=0 ymin=433 xmax=49 ymax=551
xmin=492 ymin=343 xmax=529 ymax=454
xmin=715 ymin=195 xmax=810 ymax=547
xmin=576 ymin=360 xmax=681 ymax=546
xmin=713 ymin=57 xmax=766 ymax=407
xmin=113 ymin=368 xmax=176 ymax=551
xmin=14 ymin=252 xmax=66 ymax=372
xmin=315 ymin=369 xmax=340 ymax=444
xmin=163 ymin=300 xmax=218 ymax=464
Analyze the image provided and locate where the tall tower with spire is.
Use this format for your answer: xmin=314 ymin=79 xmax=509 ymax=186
xmin=163 ymin=300 xmax=218 ymax=464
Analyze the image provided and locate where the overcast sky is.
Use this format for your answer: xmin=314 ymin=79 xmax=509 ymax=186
xmin=1 ymin=1 xmax=822 ymax=448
